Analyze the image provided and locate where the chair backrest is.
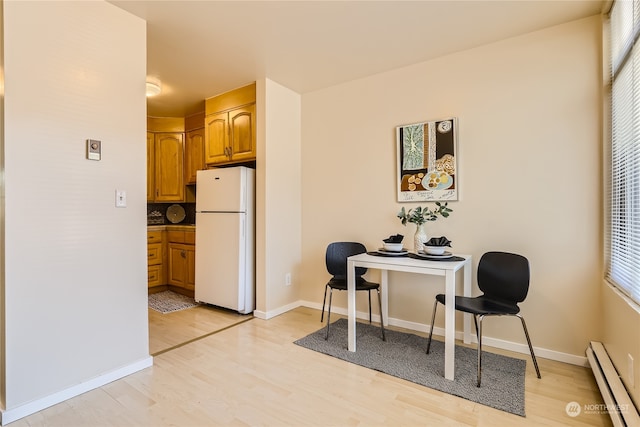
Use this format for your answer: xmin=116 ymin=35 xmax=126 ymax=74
xmin=326 ymin=242 xmax=368 ymax=279
xmin=477 ymin=251 xmax=530 ymax=303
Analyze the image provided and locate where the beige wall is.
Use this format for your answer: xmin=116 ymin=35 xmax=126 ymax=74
xmin=2 ymin=0 xmax=149 ymax=415
xmin=300 ymin=16 xmax=602 ymax=360
xmin=255 ymin=79 xmax=302 ymax=318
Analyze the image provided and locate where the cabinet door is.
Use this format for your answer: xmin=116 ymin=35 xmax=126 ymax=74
xmin=185 ymin=128 xmax=204 ymax=185
xmin=185 ymin=245 xmax=196 ymax=291
xmin=155 ymin=132 xmax=185 ymax=202
xmin=229 ymin=104 xmax=256 ymax=162
xmin=168 ymin=243 xmax=188 ymax=287
xmin=147 ymin=132 xmax=155 ymax=202
xmin=204 ymin=112 xmax=229 ymax=165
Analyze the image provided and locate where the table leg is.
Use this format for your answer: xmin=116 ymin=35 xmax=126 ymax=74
xmin=444 ymin=269 xmax=455 ymax=380
xmin=347 ymin=259 xmax=356 ymax=352
xmin=380 ymin=269 xmax=389 ymax=326
xmin=463 ymin=259 xmax=472 ymax=345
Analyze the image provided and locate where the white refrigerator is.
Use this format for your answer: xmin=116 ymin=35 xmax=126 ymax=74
xmin=195 ymin=166 xmax=255 ymax=314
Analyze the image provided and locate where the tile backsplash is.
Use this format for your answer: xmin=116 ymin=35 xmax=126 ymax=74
xmin=147 ymin=203 xmax=195 ymax=225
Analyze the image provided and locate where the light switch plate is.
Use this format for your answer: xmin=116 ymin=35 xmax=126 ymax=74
xmin=115 ymin=189 xmax=127 ymax=208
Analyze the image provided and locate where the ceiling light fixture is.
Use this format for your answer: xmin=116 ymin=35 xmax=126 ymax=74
xmin=146 ymin=77 xmax=162 ymax=97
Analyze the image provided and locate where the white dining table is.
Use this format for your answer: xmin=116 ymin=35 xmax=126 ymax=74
xmin=346 ymin=252 xmax=473 ymax=381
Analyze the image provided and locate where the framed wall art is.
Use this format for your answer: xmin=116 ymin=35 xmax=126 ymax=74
xmin=396 ymin=117 xmax=458 ymax=202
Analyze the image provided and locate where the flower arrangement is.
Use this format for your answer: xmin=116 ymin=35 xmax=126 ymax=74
xmin=397 ymin=202 xmax=453 ymax=226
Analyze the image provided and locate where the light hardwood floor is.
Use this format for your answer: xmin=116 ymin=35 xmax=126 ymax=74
xmin=13 ymin=307 xmax=611 ymax=426
xmin=148 ymin=303 xmax=251 ymax=355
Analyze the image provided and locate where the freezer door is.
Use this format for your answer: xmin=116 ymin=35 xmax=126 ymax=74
xmin=196 ymin=167 xmax=247 ymax=212
xmin=195 ymin=212 xmax=247 ymax=312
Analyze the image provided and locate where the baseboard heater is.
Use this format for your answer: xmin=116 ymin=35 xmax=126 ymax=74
xmin=587 ymin=341 xmax=640 ymax=426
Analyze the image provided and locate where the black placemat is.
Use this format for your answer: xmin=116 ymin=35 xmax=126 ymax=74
xmin=367 ymin=251 xmax=409 ymax=257
xmin=366 ymin=251 xmax=465 ymax=261
xmin=408 ymin=253 xmax=466 ymax=262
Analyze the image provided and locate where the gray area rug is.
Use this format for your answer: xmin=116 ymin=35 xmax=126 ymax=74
xmin=294 ymin=318 xmax=526 ymax=416
xmin=148 ymin=290 xmax=199 ymax=314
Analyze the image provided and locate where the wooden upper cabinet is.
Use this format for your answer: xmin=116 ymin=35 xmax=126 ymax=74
xmin=204 ymin=105 xmax=256 ymax=165
xmin=154 ymin=132 xmax=185 ymax=202
xmin=229 ymin=104 xmax=256 ymax=162
xmin=147 ymin=132 xmax=155 ymax=202
xmin=185 ymin=127 xmax=205 ymax=185
xmin=204 ymin=83 xmax=256 ymax=166
xmin=204 ymin=112 xmax=229 ymax=165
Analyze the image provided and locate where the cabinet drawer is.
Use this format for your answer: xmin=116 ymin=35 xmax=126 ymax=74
xmin=167 ymin=230 xmax=196 ymax=244
xmin=148 ymin=265 xmax=162 ymax=287
xmin=167 ymin=230 xmax=183 ymax=243
xmin=147 ymin=243 xmax=162 ymax=265
xmin=148 ymin=231 xmax=163 ymax=244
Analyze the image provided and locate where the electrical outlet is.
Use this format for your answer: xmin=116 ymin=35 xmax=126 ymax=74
xmin=629 ymin=354 xmax=635 ymax=388
xmin=285 ymin=273 xmax=292 ymax=286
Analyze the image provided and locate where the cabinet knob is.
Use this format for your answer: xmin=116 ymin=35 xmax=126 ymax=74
xmin=181 ymin=250 xmax=186 ymax=258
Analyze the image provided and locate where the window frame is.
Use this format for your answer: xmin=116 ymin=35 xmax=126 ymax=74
xmin=605 ymin=0 xmax=640 ymax=306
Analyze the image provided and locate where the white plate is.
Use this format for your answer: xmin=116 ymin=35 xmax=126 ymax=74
xmin=377 ymin=248 xmax=409 ymax=256
xmin=415 ymin=251 xmax=453 ymax=259
xmin=166 ymin=204 xmax=186 ymax=224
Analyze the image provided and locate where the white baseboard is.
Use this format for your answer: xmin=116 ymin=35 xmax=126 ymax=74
xmin=298 ymin=300 xmax=588 ymax=366
xmin=1 ymin=356 xmax=153 ymax=426
xmin=253 ymin=300 xmax=302 ymax=320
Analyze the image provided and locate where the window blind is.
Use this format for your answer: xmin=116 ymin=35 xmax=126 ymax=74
xmin=608 ymin=0 xmax=640 ymax=304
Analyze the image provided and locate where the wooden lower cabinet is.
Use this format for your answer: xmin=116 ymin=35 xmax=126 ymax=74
xmin=167 ymin=230 xmax=196 ymax=291
xmin=148 ymin=227 xmax=195 ymax=292
xmin=147 ymin=231 xmax=165 ymax=288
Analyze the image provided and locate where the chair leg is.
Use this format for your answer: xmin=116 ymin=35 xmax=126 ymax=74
xmin=517 ymin=314 xmax=541 ymax=379
xmin=473 ymin=314 xmax=479 ymax=337
xmin=376 ymin=288 xmax=386 ymax=341
xmin=325 ymin=289 xmax=334 ymax=340
xmin=320 ymin=285 xmax=329 ymax=322
xmin=368 ymin=290 xmax=372 ymax=323
xmin=476 ymin=315 xmax=485 ymax=387
xmin=426 ymin=299 xmax=439 ymax=354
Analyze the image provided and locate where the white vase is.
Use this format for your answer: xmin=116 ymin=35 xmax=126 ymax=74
xmin=413 ymin=223 xmax=427 ymax=252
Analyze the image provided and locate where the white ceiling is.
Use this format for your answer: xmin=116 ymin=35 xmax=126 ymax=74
xmin=109 ymin=0 xmax=604 ymax=117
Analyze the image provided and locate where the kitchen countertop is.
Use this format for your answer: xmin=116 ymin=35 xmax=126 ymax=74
xmin=148 ymin=224 xmax=195 ymax=231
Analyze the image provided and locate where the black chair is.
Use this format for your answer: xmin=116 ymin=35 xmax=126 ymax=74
xmin=320 ymin=242 xmax=386 ymax=341
xmin=426 ymin=251 xmax=541 ymax=386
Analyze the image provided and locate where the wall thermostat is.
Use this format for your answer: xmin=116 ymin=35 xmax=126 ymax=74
xmin=86 ymin=139 xmax=101 ymax=161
